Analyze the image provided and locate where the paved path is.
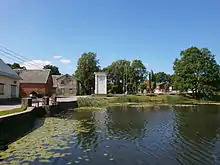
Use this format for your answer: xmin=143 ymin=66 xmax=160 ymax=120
xmin=0 ymin=104 xmax=21 ymax=111
xmin=0 ymin=96 xmax=89 ymax=111
xmin=57 ymin=96 xmax=89 ymax=102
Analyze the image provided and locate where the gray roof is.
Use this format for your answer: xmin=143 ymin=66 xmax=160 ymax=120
xmin=17 ymin=69 xmax=51 ymax=83
xmin=0 ymin=59 xmax=22 ymax=80
xmin=52 ymin=75 xmax=62 ymax=87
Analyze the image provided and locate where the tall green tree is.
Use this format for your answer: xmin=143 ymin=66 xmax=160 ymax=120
xmin=104 ymin=59 xmax=147 ymax=94
xmin=103 ymin=60 xmax=131 ymax=94
xmin=149 ymin=70 xmax=156 ymax=91
xmin=155 ymin=72 xmax=171 ymax=83
xmin=139 ymin=82 xmax=147 ymax=93
xmin=7 ymin=63 xmax=26 ymax=69
xmin=130 ymin=60 xmax=147 ymax=93
xmin=173 ymin=47 xmax=220 ymax=99
xmin=43 ymin=65 xmax=61 ymax=75
xmin=75 ymin=52 xmax=100 ymax=95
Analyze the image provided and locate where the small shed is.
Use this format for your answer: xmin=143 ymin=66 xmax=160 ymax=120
xmin=94 ymin=72 xmax=107 ymax=95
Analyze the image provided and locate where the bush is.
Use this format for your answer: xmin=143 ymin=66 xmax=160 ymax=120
xmin=77 ymin=97 xmax=108 ymax=107
xmin=109 ymin=95 xmax=151 ymax=103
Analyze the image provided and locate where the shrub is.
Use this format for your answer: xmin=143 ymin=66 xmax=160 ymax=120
xmin=109 ymin=95 xmax=151 ymax=103
xmin=77 ymin=97 xmax=108 ymax=108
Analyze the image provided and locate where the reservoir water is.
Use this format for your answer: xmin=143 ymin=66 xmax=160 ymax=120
xmin=1 ymin=105 xmax=220 ymax=165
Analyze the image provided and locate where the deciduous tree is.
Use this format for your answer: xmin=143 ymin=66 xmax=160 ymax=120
xmin=75 ymin=52 xmax=100 ymax=95
xmin=7 ymin=63 xmax=26 ymax=69
xmin=173 ymin=47 xmax=220 ymax=99
xmin=130 ymin=60 xmax=147 ymax=93
xmin=155 ymin=72 xmax=171 ymax=83
xmin=43 ymin=65 xmax=61 ymax=75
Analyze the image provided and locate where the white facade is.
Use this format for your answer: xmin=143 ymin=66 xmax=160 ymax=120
xmin=0 ymin=59 xmax=21 ymax=99
xmin=94 ymin=72 xmax=107 ymax=94
xmin=0 ymin=76 xmax=19 ymax=99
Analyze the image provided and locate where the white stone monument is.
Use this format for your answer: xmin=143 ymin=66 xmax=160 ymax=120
xmin=94 ymin=72 xmax=107 ymax=95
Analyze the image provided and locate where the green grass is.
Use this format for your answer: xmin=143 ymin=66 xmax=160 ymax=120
xmin=76 ymin=94 xmax=220 ymax=111
xmin=0 ymin=107 xmax=27 ymax=117
xmin=106 ymin=95 xmax=197 ymax=104
xmin=75 ymin=106 xmax=105 ymax=112
xmin=77 ymin=97 xmax=108 ymax=108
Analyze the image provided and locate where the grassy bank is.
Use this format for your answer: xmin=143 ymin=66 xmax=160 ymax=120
xmin=77 ymin=97 xmax=108 ymax=111
xmin=76 ymin=95 xmax=202 ymax=111
xmin=0 ymin=107 xmax=27 ymax=117
xmin=106 ymin=95 xmax=198 ymax=104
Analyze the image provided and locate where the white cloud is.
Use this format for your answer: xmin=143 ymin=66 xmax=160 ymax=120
xmin=53 ymin=56 xmax=62 ymax=59
xmin=60 ymin=59 xmax=72 ymax=64
xmin=21 ymin=60 xmax=52 ymax=69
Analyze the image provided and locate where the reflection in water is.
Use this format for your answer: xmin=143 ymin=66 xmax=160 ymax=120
xmin=173 ymin=105 xmax=220 ymax=164
xmin=1 ymin=105 xmax=220 ymax=165
xmin=106 ymin=106 xmax=148 ymax=140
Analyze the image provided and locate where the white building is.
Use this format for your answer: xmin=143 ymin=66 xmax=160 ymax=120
xmin=0 ymin=59 xmax=21 ymax=99
xmin=94 ymin=72 xmax=107 ymax=95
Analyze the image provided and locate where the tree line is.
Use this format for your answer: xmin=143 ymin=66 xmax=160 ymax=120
xmin=75 ymin=47 xmax=220 ymax=99
xmin=7 ymin=46 xmax=220 ymax=99
xmin=7 ymin=63 xmax=61 ymax=75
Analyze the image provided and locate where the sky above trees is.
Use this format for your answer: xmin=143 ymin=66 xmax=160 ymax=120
xmin=0 ymin=0 xmax=220 ymax=74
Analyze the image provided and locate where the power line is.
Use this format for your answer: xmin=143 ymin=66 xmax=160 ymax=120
xmin=0 ymin=53 xmax=17 ymax=64
xmin=0 ymin=45 xmax=46 ymax=68
xmin=0 ymin=45 xmax=43 ymax=66
xmin=0 ymin=50 xmax=43 ymax=69
xmin=0 ymin=48 xmax=45 ymax=68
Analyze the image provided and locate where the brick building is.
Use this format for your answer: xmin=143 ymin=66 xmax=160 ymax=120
xmin=15 ymin=69 xmax=53 ymax=97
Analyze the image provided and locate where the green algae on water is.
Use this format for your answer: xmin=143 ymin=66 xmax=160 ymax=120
xmin=74 ymin=160 xmax=80 ymax=164
xmin=0 ymin=117 xmax=85 ymax=162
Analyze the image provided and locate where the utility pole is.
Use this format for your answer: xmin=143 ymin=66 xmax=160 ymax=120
xmin=126 ymin=63 xmax=128 ymax=95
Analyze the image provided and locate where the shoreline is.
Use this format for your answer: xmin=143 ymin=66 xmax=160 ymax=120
xmin=75 ymin=95 xmax=220 ymax=111
xmin=75 ymin=102 xmax=220 ymax=111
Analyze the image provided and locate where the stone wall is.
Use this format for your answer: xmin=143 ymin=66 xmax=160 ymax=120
xmin=0 ymin=101 xmax=78 ymax=149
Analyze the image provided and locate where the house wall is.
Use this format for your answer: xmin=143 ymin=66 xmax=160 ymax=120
xmin=46 ymin=75 xmax=53 ymax=96
xmin=56 ymin=75 xmax=77 ymax=95
xmin=95 ymin=73 xmax=107 ymax=94
xmin=20 ymin=75 xmax=53 ymax=97
xmin=20 ymin=83 xmax=47 ymax=97
xmin=0 ymin=76 xmax=19 ymax=99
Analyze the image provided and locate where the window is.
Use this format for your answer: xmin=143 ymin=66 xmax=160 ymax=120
xmin=0 ymin=83 xmax=4 ymax=95
xmin=61 ymin=80 xmax=64 ymax=85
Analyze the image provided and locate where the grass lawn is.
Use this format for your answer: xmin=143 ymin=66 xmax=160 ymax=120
xmin=76 ymin=94 xmax=197 ymax=110
xmin=106 ymin=94 xmax=198 ymax=104
xmin=0 ymin=107 xmax=27 ymax=117
xmin=76 ymin=94 xmax=220 ymax=111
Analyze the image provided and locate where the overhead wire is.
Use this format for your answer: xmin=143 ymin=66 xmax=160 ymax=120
xmin=0 ymin=45 xmax=45 ymax=69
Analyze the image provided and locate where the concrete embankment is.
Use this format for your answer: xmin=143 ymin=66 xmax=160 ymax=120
xmin=0 ymin=100 xmax=77 ymax=150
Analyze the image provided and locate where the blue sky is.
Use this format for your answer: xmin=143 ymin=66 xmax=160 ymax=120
xmin=0 ymin=0 xmax=219 ymax=74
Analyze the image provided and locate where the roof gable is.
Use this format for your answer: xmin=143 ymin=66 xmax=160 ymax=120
xmin=18 ymin=69 xmax=51 ymax=84
xmin=52 ymin=75 xmax=62 ymax=87
xmin=0 ymin=59 xmax=21 ymax=80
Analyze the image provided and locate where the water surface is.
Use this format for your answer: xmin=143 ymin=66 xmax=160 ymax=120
xmin=1 ymin=105 xmax=220 ymax=165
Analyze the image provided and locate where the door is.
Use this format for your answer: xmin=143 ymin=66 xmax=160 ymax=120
xmin=11 ymin=85 xmax=17 ymax=98
xmin=98 ymin=75 xmax=105 ymax=94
